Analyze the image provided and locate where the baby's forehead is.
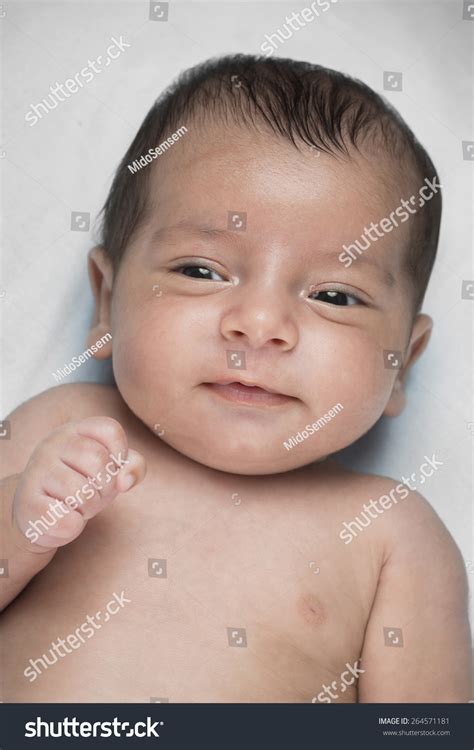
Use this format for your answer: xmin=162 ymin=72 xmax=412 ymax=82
xmin=146 ymin=121 xmax=412 ymax=237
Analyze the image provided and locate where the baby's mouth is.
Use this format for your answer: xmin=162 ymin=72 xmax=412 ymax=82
xmin=202 ymin=380 xmax=295 ymax=407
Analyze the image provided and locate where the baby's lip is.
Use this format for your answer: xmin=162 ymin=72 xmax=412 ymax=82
xmin=208 ymin=377 xmax=291 ymax=397
xmin=202 ymin=380 xmax=295 ymax=408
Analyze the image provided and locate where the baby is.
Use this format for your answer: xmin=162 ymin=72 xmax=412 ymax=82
xmin=0 ymin=54 xmax=471 ymax=703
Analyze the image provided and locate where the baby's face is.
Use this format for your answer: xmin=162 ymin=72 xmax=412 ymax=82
xmin=100 ymin=122 xmax=420 ymax=474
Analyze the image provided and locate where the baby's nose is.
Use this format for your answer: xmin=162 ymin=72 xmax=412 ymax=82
xmin=220 ymin=299 xmax=298 ymax=351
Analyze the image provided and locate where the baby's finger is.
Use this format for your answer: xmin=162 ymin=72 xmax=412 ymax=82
xmin=63 ymin=448 xmax=145 ymax=521
xmin=74 ymin=416 xmax=129 ymax=466
xmin=58 ymin=434 xmax=116 ymax=483
xmin=38 ymin=462 xmax=99 ymax=507
xmin=14 ymin=480 xmax=86 ymax=548
xmin=115 ymin=448 xmax=147 ymax=494
xmin=24 ymin=496 xmax=86 ymax=548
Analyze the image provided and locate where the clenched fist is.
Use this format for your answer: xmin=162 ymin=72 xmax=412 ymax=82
xmin=13 ymin=417 xmax=146 ymax=549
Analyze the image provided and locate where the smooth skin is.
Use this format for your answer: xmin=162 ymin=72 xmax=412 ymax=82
xmin=0 ymin=121 xmax=470 ymax=702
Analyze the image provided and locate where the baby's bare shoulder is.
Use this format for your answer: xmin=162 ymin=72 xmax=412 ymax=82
xmin=333 ymin=463 xmax=462 ymax=564
xmin=2 ymin=383 xmax=124 ymax=477
xmin=8 ymin=382 xmax=122 ymax=425
xmin=329 ymin=462 xmax=424 ymax=513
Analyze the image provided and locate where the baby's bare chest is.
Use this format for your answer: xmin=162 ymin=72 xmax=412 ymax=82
xmin=3 ymin=469 xmax=374 ymax=702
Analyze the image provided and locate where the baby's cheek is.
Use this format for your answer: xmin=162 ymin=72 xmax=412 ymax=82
xmin=111 ymin=317 xmax=166 ymax=397
xmin=323 ymin=336 xmax=395 ymax=426
xmin=110 ymin=306 xmax=192 ymax=427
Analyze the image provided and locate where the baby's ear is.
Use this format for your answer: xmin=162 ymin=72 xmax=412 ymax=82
xmin=383 ymin=313 xmax=433 ymax=417
xmin=87 ymin=245 xmax=114 ymax=359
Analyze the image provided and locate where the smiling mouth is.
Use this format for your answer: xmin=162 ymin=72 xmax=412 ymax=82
xmin=203 ymin=381 xmax=295 ymax=407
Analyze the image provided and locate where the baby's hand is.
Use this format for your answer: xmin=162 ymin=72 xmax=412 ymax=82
xmin=12 ymin=417 xmax=146 ymax=549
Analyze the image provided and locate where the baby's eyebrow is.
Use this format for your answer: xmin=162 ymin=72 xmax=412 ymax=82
xmin=355 ymin=259 xmax=396 ymax=289
xmin=316 ymin=248 xmax=396 ymax=288
xmin=365 ymin=262 xmax=395 ymax=288
xmin=151 ymin=221 xmax=239 ymax=244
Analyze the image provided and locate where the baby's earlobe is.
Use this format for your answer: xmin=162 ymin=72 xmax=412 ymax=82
xmin=383 ymin=379 xmax=406 ymax=417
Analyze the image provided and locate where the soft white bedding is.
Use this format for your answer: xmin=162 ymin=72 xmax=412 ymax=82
xmin=2 ymin=1 xmax=472 ymax=628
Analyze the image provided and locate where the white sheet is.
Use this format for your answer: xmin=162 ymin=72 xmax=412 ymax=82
xmin=2 ymin=1 xmax=473 ymax=628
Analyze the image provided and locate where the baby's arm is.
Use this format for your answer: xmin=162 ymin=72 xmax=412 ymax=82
xmin=0 ymin=388 xmax=146 ymax=611
xmin=358 ymin=489 xmax=471 ymax=702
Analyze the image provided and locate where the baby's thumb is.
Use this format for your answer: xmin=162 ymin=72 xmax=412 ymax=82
xmin=117 ymin=448 xmax=147 ymax=493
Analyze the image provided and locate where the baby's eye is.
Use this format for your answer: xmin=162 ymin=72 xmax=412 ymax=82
xmin=173 ymin=264 xmax=224 ymax=281
xmin=309 ymin=289 xmax=359 ymax=306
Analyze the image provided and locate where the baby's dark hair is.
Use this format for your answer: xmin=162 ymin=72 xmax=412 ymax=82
xmin=100 ymin=54 xmax=441 ymax=315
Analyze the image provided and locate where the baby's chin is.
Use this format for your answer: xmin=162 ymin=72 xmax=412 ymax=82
xmin=167 ymin=439 xmax=327 ymax=475
xmin=146 ymin=423 xmax=340 ymax=476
